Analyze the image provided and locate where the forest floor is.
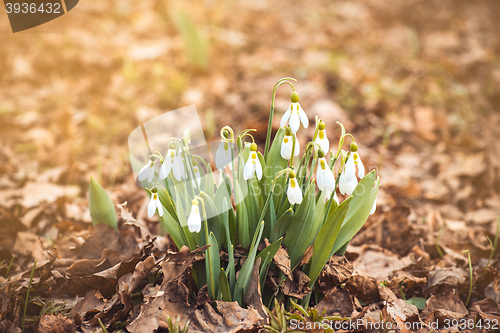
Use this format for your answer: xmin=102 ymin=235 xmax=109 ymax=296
xmin=1 ymin=0 xmax=500 ymax=332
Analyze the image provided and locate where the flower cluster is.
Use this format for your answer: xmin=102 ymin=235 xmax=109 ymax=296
xmin=129 ymin=78 xmax=379 ymax=308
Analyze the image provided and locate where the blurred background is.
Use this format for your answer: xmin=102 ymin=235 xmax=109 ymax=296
xmin=0 ymin=0 xmax=500 ymax=261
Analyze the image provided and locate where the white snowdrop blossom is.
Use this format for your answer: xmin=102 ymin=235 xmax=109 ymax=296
xmin=314 ymin=120 xmax=329 ymax=154
xmin=147 ymin=192 xmax=163 ymax=218
xmin=287 ymin=173 xmax=303 ymax=204
xmin=215 ymin=141 xmax=233 ymax=170
xmin=316 ymin=156 xmax=335 ymax=193
xmin=188 ymin=201 xmax=202 ymax=233
xmin=352 ymin=151 xmax=365 ymax=178
xmin=160 ymin=143 xmax=184 ymax=181
xmin=350 ymin=142 xmax=365 ymax=178
xmin=280 ymin=131 xmax=300 ymax=160
xmin=138 ymin=159 xmax=155 ymax=183
xmin=192 ymin=161 xmax=201 ymax=186
xmin=338 ymin=156 xmax=358 ymax=196
xmin=280 ymin=91 xmax=308 ymax=133
xmin=243 ymin=143 xmax=263 ymax=180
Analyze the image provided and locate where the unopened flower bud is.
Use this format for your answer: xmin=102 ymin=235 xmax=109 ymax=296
xmin=290 ymin=91 xmax=299 ymax=103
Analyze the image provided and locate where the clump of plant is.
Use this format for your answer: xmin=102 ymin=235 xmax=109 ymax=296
xmin=90 ymin=78 xmax=378 ymax=311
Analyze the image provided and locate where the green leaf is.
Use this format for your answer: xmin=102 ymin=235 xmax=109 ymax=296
xmin=156 ymin=186 xmax=178 ymax=222
xmin=307 ymin=197 xmax=351 ymax=288
xmin=206 ymin=231 xmax=220 ymax=300
xmin=283 ymin=182 xmax=317 ymax=268
xmin=204 ymin=164 xmax=215 ymax=196
xmin=219 ymin=268 xmax=232 ymax=302
xmin=221 ymin=198 xmax=235 ymax=292
xmin=235 ymin=181 xmax=250 ymax=248
xmin=270 ymin=208 xmax=293 ymax=243
xmin=256 ymin=237 xmax=282 ymax=289
xmin=233 ymin=221 xmax=265 ymax=306
xmin=88 ymin=177 xmax=117 ymax=231
xmin=198 ymin=192 xmax=223 ymax=246
xmin=158 ymin=208 xmax=186 ymax=250
xmin=406 ymin=297 xmax=426 ymax=310
xmin=330 ymin=171 xmax=379 ymax=255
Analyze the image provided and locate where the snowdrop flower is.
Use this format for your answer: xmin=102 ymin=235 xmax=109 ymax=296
xmin=215 ymin=140 xmax=234 ymax=170
xmin=192 ymin=160 xmax=201 ymax=186
xmin=350 ymin=142 xmax=365 ymax=178
xmin=316 ymin=149 xmax=335 ymax=193
xmin=280 ymin=91 xmax=308 ymax=133
xmin=338 ymin=155 xmax=358 ymax=196
xmin=280 ymin=128 xmax=300 ymax=160
xmin=243 ymin=143 xmax=263 ymax=180
xmin=138 ymin=158 xmax=155 ymax=183
xmin=160 ymin=142 xmax=183 ymax=181
xmin=287 ymin=172 xmax=303 ymax=204
xmin=179 ymin=150 xmax=188 ymax=179
xmin=370 ymin=198 xmax=376 ymax=215
xmin=147 ymin=190 xmax=163 ymax=218
xmin=187 ymin=200 xmax=202 ymax=233
xmin=314 ymin=120 xmax=329 ymax=154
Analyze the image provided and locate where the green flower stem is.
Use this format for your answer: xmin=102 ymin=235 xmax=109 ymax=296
xmin=264 ymin=78 xmax=296 ymax=160
xmin=259 ymin=168 xmax=293 ymax=224
xmin=22 ymin=260 xmax=36 ymax=333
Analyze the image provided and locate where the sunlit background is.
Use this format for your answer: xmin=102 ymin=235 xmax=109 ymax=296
xmin=0 ymin=0 xmax=499 ymax=231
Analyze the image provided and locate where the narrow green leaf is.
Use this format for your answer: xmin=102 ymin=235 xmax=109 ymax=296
xmin=270 ymin=208 xmax=293 ymax=242
xmin=256 ymin=237 xmax=283 ymax=288
xmin=235 ymin=181 xmax=250 ymax=247
xmin=204 ymin=164 xmax=215 ymax=196
xmin=158 ymin=208 xmax=186 ymax=250
xmin=156 ymin=186 xmax=178 ymax=222
xmin=283 ymin=182 xmax=317 ymax=268
xmin=206 ymin=232 xmax=220 ymax=300
xmin=233 ymin=221 xmax=265 ymax=305
xmin=89 ymin=177 xmax=117 ymax=231
xmin=219 ymin=268 xmax=232 ymax=302
xmin=221 ymin=198 xmax=235 ymax=292
xmin=307 ymin=197 xmax=351 ymax=287
xmin=331 ymin=172 xmax=379 ymax=255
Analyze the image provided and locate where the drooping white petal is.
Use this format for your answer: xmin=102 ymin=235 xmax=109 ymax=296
xmin=280 ymin=105 xmax=292 ymax=127
xmin=354 ymin=152 xmax=365 ymax=178
xmin=370 ymin=198 xmax=376 ymax=215
xmin=342 ymin=176 xmax=358 ymax=196
xmin=138 ymin=161 xmax=155 ymax=183
xmin=298 ymin=104 xmax=309 ymax=129
xmin=172 ymin=152 xmax=183 ymax=181
xmin=147 ymin=193 xmax=160 ymax=217
xmin=181 ymin=154 xmax=188 ymax=179
xmin=294 ymin=137 xmax=300 ymax=156
xmin=216 ymin=141 xmax=233 ymax=170
xmin=315 ymin=130 xmax=329 ymax=154
xmin=160 ymin=149 xmax=176 ymax=179
xmin=317 ymin=158 xmax=336 ymax=193
xmin=344 ymin=156 xmax=356 ymax=182
xmin=289 ymin=107 xmax=300 ymax=133
xmin=324 ymin=167 xmax=336 ymax=192
xmin=287 ymin=178 xmax=303 ymax=204
xmin=317 ymin=168 xmax=325 ymax=192
xmin=243 ymin=157 xmax=256 ymax=180
xmin=187 ymin=205 xmax=202 ymax=233
xmin=339 ymin=170 xmax=356 ymax=196
xmin=156 ymin=199 xmax=164 ymax=216
xmin=255 ymin=158 xmax=263 ymax=180
xmin=192 ymin=166 xmax=201 ymax=186
xmin=281 ymin=135 xmax=293 ymax=160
